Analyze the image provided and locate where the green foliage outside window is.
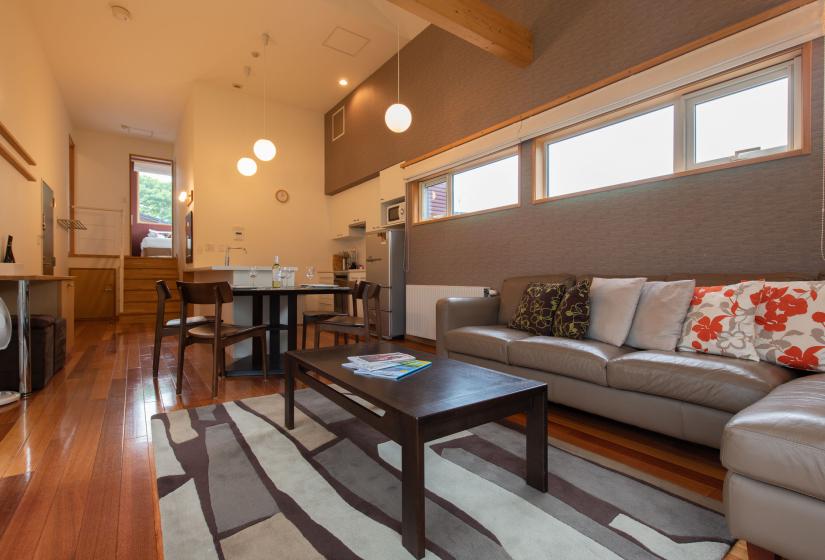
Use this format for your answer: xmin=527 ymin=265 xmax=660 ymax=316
xmin=138 ymin=173 xmax=172 ymax=224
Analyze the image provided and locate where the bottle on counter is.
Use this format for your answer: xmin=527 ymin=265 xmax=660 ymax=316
xmin=271 ymin=256 xmax=281 ymax=288
xmin=2 ymin=236 xmax=14 ymax=264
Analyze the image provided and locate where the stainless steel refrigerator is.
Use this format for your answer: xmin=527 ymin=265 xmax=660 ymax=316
xmin=365 ymin=229 xmax=405 ymax=339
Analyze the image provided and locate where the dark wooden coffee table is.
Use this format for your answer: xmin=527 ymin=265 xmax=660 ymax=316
xmin=284 ymin=342 xmax=548 ymax=559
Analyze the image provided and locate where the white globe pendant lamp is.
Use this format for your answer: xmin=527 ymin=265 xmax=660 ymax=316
xmin=385 ymin=24 xmax=411 ymax=133
xmin=253 ymin=33 xmax=277 ymax=161
xmin=253 ymin=138 xmax=276 ymax=161
xmin=237 ymin=157 xmax=257 ymax=177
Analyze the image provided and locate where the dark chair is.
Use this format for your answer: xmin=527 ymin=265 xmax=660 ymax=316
xmin=152 ymin=280 xmax=211 ymax=377
xmin=301 ymin=280 xmax=355 ymax=349
xmin=314 ymin=281 xmax=382 ymax=348
xmin=176 ymin=281 xmax=268 ymax=398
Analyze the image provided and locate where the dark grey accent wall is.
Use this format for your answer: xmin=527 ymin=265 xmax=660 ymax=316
xmin=324 ymin=0 xmax=793 ymax=194
xmin=407 ymin=38 xmax=823 ymax=288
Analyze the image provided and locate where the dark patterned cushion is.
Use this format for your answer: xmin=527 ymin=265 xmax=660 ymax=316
xmin=552 ymin=279 xmax=591 ymax=339
xmin=508 ymin=282 xmax=567 ymax=336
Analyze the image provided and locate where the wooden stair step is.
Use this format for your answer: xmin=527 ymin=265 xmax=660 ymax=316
xmin=123 ymin=257 xmax=178 ymax=269
xmin=123 ymin=269 xmax=179 ymax=280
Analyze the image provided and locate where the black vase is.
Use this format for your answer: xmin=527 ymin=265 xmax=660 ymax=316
xmin=3 ymin=235 xmax=15 ymax=264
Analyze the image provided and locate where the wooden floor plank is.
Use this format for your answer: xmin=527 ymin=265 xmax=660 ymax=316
xmin=0 ymin=320 xmax=756 ymax=559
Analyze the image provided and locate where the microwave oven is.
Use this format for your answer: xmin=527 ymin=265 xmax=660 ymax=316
xmin=385 ymin=201 xmax=406 ymax=226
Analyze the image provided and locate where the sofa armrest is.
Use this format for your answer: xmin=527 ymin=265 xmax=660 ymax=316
xmin=435 ymin=296 xmax=500 ymax=357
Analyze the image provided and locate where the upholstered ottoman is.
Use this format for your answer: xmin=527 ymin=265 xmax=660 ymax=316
xmin=721 ymin=374 xmax=825 ymax=560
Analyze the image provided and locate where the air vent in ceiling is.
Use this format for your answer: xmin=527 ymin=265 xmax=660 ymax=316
xmin=323 ymin=27 xmax=370 ymax=56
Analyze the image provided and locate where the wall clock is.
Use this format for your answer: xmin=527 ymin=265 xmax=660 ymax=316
xmin=275 ymin=189 xmax=289 ymax=203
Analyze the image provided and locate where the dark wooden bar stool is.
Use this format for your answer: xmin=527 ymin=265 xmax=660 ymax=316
xmin=314 ymin=281 xmax=382 ymax=348
xmin=176 ymin=281 xmax=268 ymax=398
xmin=152 ymin=280 xmax=212 ymax=377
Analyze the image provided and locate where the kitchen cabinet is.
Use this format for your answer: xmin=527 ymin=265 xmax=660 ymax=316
xmin=329 ymin=177 xmax=378 ymax=239
xmin=379 ymin=164 xmax=405 ymax=202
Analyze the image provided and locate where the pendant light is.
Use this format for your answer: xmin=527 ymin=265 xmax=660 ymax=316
xmin=385 ymin=24 xmax=412 ymax=133
xmin=253 ymin=33 xmax=277 ymax=161
xmin=236 ymin=65 xmax=258 ymax=176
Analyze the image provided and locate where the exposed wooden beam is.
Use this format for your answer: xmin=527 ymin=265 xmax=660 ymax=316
xmin=388 ymin=0 xmax=532 ymax=67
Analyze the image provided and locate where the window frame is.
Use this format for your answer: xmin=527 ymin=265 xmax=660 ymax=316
xmin=532 ymin=44 xmax=810 ymax=204
xmin=684 ymin=59 xmax=799 ymax=169
xmin=413 ymin=147 xmax=520 ymax=224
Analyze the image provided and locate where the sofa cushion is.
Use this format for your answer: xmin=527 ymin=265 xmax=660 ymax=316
xmin=508 ymin=282 xmax=567 ymax=336
xmin=586 ymin=277 xmax=646 ymax=346
xmin=552 ymin=279 xmax=591 ymax=339
xmin=722 ymin=374 xmax=825 ymax=502
xmin=498 ymin=274 xmax=575 ymax=325
xmin=666 ymin=272 xmax=811 ymax=286
xmin=625 ymin=280 xmax=695 ymax=351
xmin=509 ymin=336 xmax=633 ymax=386
xmin=444 ymin=325 xmax=531 ymax=364
xmin=607 ymin=351 xmax=795 ymax=413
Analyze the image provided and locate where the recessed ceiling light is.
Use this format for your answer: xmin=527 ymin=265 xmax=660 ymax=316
xmin=338 ymin=78 xmax=349 ymax=87
xmin=110 ymin=4 xmax=131 ymax=22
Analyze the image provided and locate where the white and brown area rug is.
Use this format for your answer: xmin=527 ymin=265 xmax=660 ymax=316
xmin=151 ymin=389 xmax=733 ymax=559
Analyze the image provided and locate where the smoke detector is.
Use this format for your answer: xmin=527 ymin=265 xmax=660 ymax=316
xmin=110 ymin=5 xmax=132 ymax=22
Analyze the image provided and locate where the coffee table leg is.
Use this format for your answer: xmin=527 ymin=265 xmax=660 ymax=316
xmin=285 ymin=356 xmax=295 ymax=430
xmin=401 ymin=419 xmax=425 ymax=558
xmin=526 ymin=388 xmax=548 ymax=492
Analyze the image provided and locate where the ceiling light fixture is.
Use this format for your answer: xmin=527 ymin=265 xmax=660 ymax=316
xmin=338 ymin=78 xmax=349 ymax=86
xmin=252 ymin=33 xmax=277 ymax=162
xmin=384 ymin=24 xmax=411 ymax=134
xmin=236 ymin=157 xmax=257 ymax=177
xmin=110 ymin=4 xmax=131 ymax=22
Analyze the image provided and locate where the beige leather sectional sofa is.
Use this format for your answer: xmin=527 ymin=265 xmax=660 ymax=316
xmin=436 ymin=272 xmax=825 ymax=559
xmin=436 ymin=273 xmax=810 ymax=448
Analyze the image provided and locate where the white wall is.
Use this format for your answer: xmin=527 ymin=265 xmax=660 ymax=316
xmin=0 ymin=0 xmax=73 ymax=275
xmin=178 ymin=83 xmax=335 ymax=277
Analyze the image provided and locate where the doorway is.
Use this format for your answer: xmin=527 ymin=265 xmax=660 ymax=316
xmin=42 ymin=181 xmax=54 ymax=275
xmin=130 ymin=155 xmax=173 ymax=257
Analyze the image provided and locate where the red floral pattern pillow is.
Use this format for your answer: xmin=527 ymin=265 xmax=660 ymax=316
xmin=677 ymin=281 xmax=764 ymax=361
xmin=754 ymin=281 xmax=825 ymax=372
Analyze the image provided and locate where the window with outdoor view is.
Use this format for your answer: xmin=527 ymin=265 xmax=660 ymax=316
xmin=417 ymin=150 xmax=519 ymax=222
xmin=137 ymin=170 xmax=173 ymax=224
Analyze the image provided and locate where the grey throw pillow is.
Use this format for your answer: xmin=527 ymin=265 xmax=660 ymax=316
xmin=625 ymin=280 xmax=696 ymax=351
xmin=585 ymin=277 xmax=647 ymax=347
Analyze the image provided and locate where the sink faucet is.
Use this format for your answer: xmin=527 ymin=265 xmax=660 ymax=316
xmin=224 ymin=246 xmax=247 ymax=266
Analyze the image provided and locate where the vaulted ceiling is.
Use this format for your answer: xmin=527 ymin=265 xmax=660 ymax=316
xmin=24 ymin=0 xmax=428 ymax=141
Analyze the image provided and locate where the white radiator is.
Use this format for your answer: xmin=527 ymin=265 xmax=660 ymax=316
xmin=405 ymin=285 xmax=489 ymax=340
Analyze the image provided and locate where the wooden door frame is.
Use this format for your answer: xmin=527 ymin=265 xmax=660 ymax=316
xmin=129 ymin=154 xmax=175 ymax=258
xmin=68 ymin=267 xmax=118 ymax=320
xmin=68 ymin=135 xmax=76 ymax=256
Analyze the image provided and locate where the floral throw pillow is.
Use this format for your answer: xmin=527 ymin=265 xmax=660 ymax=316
xmin=509 ymin=282 xmax=567 ymax=336
xmin=677 ymin=281 xmax=764 ymax=361
xmin=552 ymin=279 xmax=591 ymax=339
xmin=754 ymin=281 xmax=825 ymax=372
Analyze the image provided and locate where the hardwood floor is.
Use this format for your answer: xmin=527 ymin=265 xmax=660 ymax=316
xmin=0 ymin=320 xmax=750 ymax=559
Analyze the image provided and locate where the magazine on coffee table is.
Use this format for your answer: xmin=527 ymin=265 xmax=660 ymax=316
xmin=346 ymin=352 xmax=416 ymax=371
xmin=342 ymin=359 xmax=431 ymax=380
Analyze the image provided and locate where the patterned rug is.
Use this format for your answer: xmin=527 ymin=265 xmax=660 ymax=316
xmin=151 ymin=389 xmax=733 ymax=559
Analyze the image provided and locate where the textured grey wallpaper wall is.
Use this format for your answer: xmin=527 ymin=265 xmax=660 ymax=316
xmin=407 ymin=38 xmax=823 ymax=288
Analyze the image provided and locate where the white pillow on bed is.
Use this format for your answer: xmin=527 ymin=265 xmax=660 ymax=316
xmin=148 ymin=229 xmax=171 ymax=238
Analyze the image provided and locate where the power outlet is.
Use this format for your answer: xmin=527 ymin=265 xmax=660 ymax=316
xmin=205 ymin=243 xmax=215 ymax=252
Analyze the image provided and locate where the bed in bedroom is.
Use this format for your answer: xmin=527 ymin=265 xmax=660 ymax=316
xmin=140 ymin=231 xmax=173 ymax=257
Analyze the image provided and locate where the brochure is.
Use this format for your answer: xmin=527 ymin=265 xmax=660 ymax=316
xmin=342 ymin=359 xmax=432 ymax=380
xmin=347 ymin=352 xmax=416 ymax=371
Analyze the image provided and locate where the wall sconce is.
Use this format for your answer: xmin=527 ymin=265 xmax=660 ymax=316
xmin=178 ymin=189 xmax=193 ymax=206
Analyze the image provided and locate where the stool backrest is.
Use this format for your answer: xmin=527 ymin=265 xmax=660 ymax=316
xmin=155 ymin=280 xmax=172 ymax=332
xmin=359 ymin=281 xmax=382 ymax=338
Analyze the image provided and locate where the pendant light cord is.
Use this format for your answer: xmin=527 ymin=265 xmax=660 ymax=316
xmin=396 ymin=23 xmax=400 ymax=103
xmin=263 ymin=33 xmax=269 ymax=138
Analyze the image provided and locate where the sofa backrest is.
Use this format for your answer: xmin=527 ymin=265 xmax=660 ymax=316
xmin=499 ymin=274 xmax=575 ymax=324
xmin=665 ymin=272 xmax=813 ymax=286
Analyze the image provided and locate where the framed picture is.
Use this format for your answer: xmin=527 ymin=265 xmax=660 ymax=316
xmin=185 ymin=211 xmax=193 ymax=264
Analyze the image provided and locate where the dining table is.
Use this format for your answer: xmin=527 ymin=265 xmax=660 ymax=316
xmin=226 ymin=284 xmax=352 ymax=375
